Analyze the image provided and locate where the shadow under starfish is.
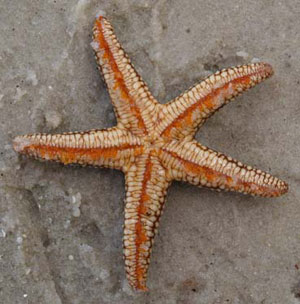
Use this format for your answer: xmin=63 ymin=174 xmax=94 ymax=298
xmin=13 ymin=11 xmax=288 ymax=291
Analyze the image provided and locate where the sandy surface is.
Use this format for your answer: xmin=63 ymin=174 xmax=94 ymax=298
xmin=1 ymin=1 xmax=299 ymax=303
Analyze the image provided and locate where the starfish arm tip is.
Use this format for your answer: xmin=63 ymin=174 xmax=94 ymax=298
xmin=96 ymin=10 xmax=106 ymax=19
xmin=12 ymin=135 xmax=30 ymax=153
xmin=281 ymin=180 xmax=289 ymax=195
xmin=136 ymin=285 xmax=149 ymax=292
xmin=259 ymin=62 xmax=274 ymax=77
xmin=265 ymin=177 xmax=288 ymax=197
xmin=129 ymin=281 xmax=149 ymax=292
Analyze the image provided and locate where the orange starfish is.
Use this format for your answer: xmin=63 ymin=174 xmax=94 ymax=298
xmin=13 ymin=12 xmax=288 ymax=291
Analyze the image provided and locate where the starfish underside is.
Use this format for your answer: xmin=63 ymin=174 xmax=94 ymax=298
xmin=13 ymin=14 xmax=288 ymax=291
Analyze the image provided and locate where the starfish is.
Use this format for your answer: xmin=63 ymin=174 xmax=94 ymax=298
xmin=13 ymin=12 xmax=288 ymax=291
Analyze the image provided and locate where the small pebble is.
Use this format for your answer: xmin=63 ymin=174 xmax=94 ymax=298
xmin=0 ymin=228 xmax=6 ymax=238
xmin=15 ymin=88 xmax=27 ymax=102
xmin=45 ymin=110 xmax=63 ymax=129
xmin=236 ymin=50 xmax=249 ymax=58
xmin=26 ymin=70 xmax=38 ymax=86
xmin=68 ymin=255 xmax=74 ymax=261
xmin=72 ymin=208 xmax=81 ymax=217
xmin=25 ymin=268 xmax=31 ymax=275
xmin=251 ymin=57 xmax=261 ymax=63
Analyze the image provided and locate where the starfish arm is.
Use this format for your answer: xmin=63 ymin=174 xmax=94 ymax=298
xmin=13 ymin=127 xmax=143 ymax=171
xmin=123 ymin=153 xmax=171 ymax=291
xmin=92 ymin=14 xmax=157 ymax=136
xmin=157 ymin=62 xmax=274 ymax=139
xmin=159 ymin=140 xmax=288 ymax=197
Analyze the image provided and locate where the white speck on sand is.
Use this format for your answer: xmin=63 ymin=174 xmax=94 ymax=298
xmin=0 ymin=94 xmax=4 ymax=109
xmin=236 ymin=50 xmax=249 ymax=59
xmin=0 ymin=228 xmax=6 ymax=238
xmin=14 ymin=87 xmax=27 ymax=103
xmin=69 ymin=192 xmax=82 ymax=217
xmin=251 ymin=57 xmax=261 ymax=63
xmin=68 ymin=255 xmax=74 ymax=261
xmin=16 ymin=236 xmax=23 ymax=244
xmin=45 ymin=110 xmax=63 ymax=129
xmin=26 ymin=70 xmax=38 ymax=86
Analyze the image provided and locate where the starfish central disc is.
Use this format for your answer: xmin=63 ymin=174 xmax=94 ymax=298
xmin=13 ymin=12 xmax=288 ymax=291
xmin=143 ymin=135 xmax=165 ymax=150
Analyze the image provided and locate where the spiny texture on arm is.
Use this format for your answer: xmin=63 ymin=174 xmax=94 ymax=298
xmin=92 ymin=15 xmax=158 ymax=136
xmin=157 ymin=63 xmax=274 ymax=139
xmin=123 ymin=154 xmax=170 ymax=290
xmin=158 ymin=140 xmax=288 ymax=197
xmin=13 ymin=128 xmax=143 ymax=170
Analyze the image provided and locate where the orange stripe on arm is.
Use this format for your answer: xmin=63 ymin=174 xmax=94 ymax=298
xmin=158 ymin=62 xmax=274 ymax=139
xmin=158 ymin=140 xmax=288 ymax=198
xmin=13 ymin=127 xmax=143 ymax=171
xmin=92 ymin=14 xmax=157 ymax=136
xmin=123 ymin=154 xmax=171 ymax=290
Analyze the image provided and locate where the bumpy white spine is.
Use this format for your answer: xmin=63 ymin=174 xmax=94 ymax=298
xmin=158 ymin=63 xmax=274 ymax=139
xmin=92 ymin=15 xmax=158 ymax=136
xmin=13 ymin=127 xmax=143 ymax=170
xmin=123 ymin=154 xmax=170 ymax=290
xmin=159 ymin=140 xmax=288 ymax=197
